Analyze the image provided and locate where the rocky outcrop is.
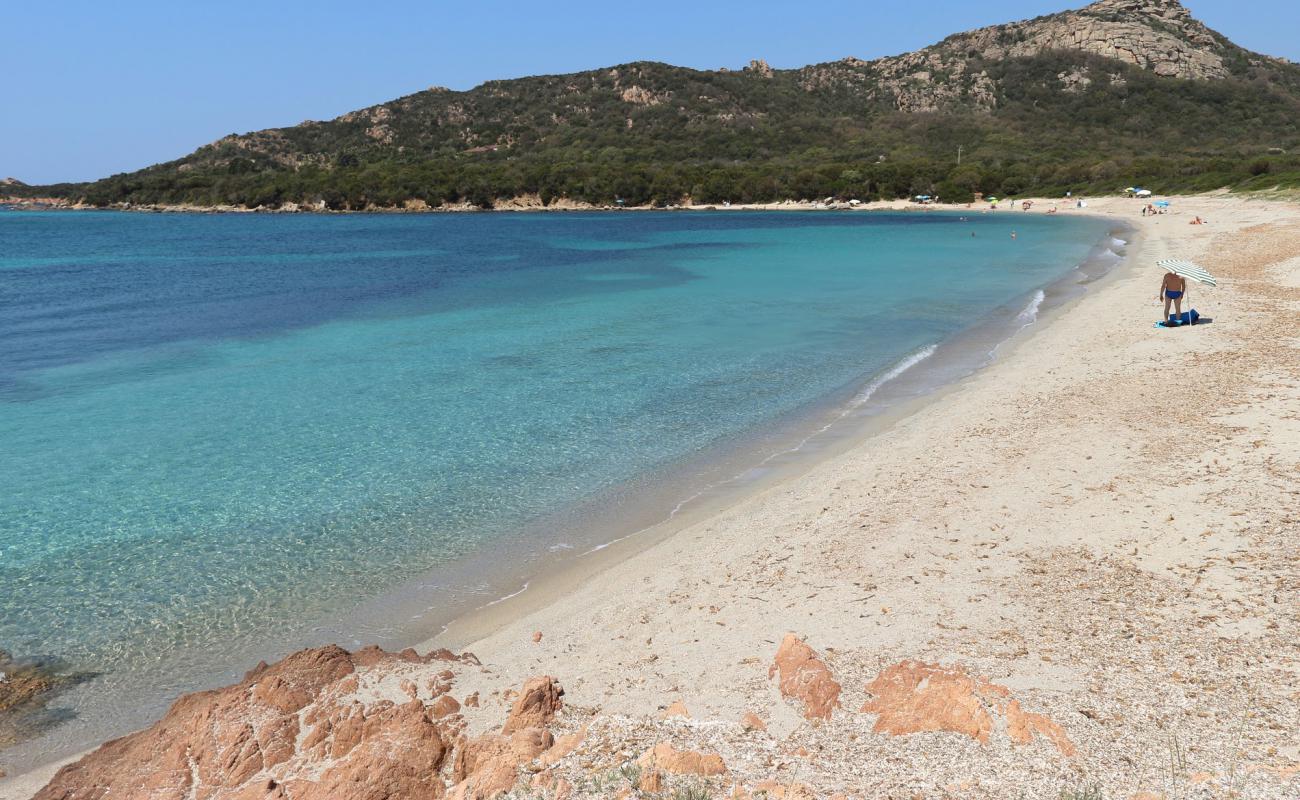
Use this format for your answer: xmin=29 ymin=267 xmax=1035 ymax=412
xmin=768 ymin=634 xmax=842 ymax=721
xmin=849 ymin=0 xmax=1229 ymax=112
xmin=619 ymin=85 xmax=670 ymax=106
xmin=860 ymin=660 xmax=1075 ymax=756
xmin=451 ymin=728 xmax=553 ymax=799
xmin=500 ymin=675 xmax=563 ymax=734
xmin=947 ymin=0 xmax=1226 ymax=80
xmin=32 ymin=645 xmax=565 ymax=800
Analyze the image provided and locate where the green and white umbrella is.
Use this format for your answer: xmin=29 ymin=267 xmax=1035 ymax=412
xmin=1157 ymin=258 xmax=1217 ymax=287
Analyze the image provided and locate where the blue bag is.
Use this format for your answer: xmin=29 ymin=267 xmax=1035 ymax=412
xmin=1168 ymin=309 xmax=1200 ymax=325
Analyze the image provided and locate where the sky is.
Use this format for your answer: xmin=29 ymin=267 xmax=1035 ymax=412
xmin=4 ymin=1 xmax=1297 ymax=185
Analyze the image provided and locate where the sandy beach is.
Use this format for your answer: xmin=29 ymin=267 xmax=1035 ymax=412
xmin=5 ymin=194 xmax=1298 ymax=799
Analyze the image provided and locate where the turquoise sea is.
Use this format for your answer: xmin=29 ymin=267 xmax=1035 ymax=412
xmin=0 ymin=209 xmax=1119 ymax=766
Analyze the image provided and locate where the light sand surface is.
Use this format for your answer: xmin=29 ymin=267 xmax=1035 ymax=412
xmin=414 ymin=194 xmax=1300 ymax=797
xmin=3 ymin=194 xmax=1297 ymax=799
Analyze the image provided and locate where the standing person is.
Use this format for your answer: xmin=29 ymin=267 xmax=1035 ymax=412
xmin=1160 ymin=270 xmax=1187 ymax=321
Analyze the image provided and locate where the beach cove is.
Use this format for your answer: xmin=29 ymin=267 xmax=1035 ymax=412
xmin=0 ymin=210 xmax=1117 ymax=765
xmin=3 ymin=195 xmax=1298 ymax=799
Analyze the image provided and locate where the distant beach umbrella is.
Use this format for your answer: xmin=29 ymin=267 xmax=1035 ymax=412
xmin=1154 ymin=200 xmax=1170 ymax=208
xmin=1157 ymin=258 xmax=1217 ymax=287
xmin=1136 ymin=189 xmax=1153 ymax=197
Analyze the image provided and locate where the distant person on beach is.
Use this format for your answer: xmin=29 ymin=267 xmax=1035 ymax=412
xmin=1191 ymin=216 xmax=1207 ymax=225
xmin=1160 ymin=270 xmax=1187 ymax=320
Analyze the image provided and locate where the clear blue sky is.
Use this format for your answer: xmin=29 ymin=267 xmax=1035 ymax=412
xmin=4 ymin=1 xmax=1296 ymax=184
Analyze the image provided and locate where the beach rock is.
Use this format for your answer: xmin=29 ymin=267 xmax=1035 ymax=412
xmin=451 ymin=727 xmax=554 ymax=798
xmin=661 ymin=699 xmax=690 ymax=719
xmin=0 ymin=650 xmax=93 ymax=749
xmin=531 ymin=631 xmax=543 ymax=643
xmin=501 ymin=676 xmax=563 ymax=734
xmin=430 ymin=694 xmax=461 ymax=718
xmin=637 ymin=742 xmax=727 ymax=776
xmin=538 ymin=726 xmax=586 ymax=767
xmin=768 ymin=634 xmax=842 ymax=721
xmin=639 ymin=769 xmax=665 ymax=793
xmin=741 ymin=711 xmax=767 ymax=731
xmin=31 ymin=644 xmax=546 ymax=800
xmin=860 ymin=660 xmax=1075 ymax=756
xmin=0 ymin=650 xmax=55 ymax=714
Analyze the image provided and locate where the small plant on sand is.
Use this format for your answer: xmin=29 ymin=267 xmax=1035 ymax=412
xmin=1059 ymin=784 xmax=1105 ymax=800
xmin=671 ymin=784 xmax=713 ymax=800
xmin=582 ymin=760 xmax=641 ymax=794
xmin=1224 ymin=694 xmax=1256 ymax=795
xmin=1167 ymin=733 xmax=1189 ymax=787
xmin=616 ymin=761 xmax=643 ymax=785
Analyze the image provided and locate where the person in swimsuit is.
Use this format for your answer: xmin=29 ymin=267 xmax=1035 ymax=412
xmin=1160 ymin=271 xmax=1187 ymax=321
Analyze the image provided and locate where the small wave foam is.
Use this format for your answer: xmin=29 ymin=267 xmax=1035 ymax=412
xmin=849 ymin=345 xmax=938 ymax=408
xmin=575 ymin=344 xmax=940 ymax=558
xmin=1016 ymin=290 xmax=1046 ymax=326
xmin=483 ymin=581 xmax=529 ymax=607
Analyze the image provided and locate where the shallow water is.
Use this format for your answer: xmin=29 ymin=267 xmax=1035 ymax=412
xmin=0 ymin=209 xmax=1113 ymax=765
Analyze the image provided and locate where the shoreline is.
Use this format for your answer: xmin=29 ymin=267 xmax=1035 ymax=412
xmin=0 ymin=208 xmax=1129 ymax=788
xmin=416 ymin=217 xmax=1137 ymax=653
xmin=0 ymin=208 xmax=1126 ymax=780
xmin=409 ymin=193 xmax=1299 ymax=797
xmin=0 ymin=191 xmax=1244 ymax=216
xmin=6 ymin=194 xmax=1300 ymax=798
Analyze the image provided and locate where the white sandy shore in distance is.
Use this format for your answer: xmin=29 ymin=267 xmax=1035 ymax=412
xmin=4 ymin=193 xmax=1298 ymax=798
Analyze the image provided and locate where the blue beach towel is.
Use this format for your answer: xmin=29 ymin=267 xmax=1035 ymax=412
xmin=1155 ymin=309 xmax=1206 ymax=328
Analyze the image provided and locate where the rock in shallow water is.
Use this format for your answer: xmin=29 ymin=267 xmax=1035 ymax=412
xmin=0 ymin=650 xmax=95 ymax=751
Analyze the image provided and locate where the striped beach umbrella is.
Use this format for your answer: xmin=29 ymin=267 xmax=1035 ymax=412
xmin=1157 ymin=258 xmax=1217 ymax=287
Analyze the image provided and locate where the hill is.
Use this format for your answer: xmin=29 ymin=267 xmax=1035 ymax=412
xmin=44 ymin=0 xmax=1300 ymax=209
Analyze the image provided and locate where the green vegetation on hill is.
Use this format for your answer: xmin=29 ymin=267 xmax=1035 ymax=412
xmin=27 ymin=5 xmax=1300 ymax=209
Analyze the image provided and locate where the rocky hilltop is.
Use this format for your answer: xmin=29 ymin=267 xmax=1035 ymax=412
xmin=48 ymin=0 xmax=1300 ymax=209
xmin=841 ymin=0 xmax=1240 ymax=112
